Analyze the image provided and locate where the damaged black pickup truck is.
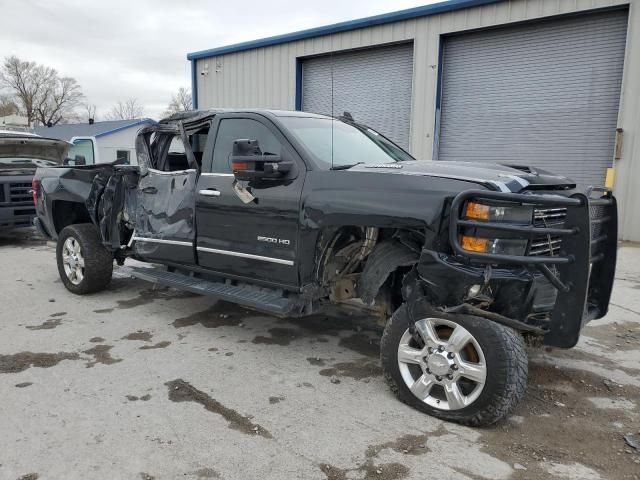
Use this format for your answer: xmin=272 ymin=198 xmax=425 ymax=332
xmin=33 ymin=109 xmax=617 ymax=426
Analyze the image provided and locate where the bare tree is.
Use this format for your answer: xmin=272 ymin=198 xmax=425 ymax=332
xmin=107 ymin=98 xmax=144 ymax=120
xmin=0 ymin=56 xmax=57 ymax=126
xmin=164 ymin=87 xmax=192 ymax=116
xmin=0 ymin=94 xmax=18 ymax=116
xmin=82 ymin=102 xmax=97 ymax=122
xmin=35 ymin=76 xmax=84 ymax=126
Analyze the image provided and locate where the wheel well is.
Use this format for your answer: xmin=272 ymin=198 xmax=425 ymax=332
xmin=52 ymin=200 xmax=92 ymax=235
xmin=316 ymin=226 xmax=380 ymax=285
xmin=317 ymin=226 xmax=422 ymax=307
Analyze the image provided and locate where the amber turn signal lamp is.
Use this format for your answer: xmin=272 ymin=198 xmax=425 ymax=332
xmin=464 ymin=201 xmax=490 ymax=220
xmin=460 ymin=235 xmax=488 ymax=252
xmin=232 ymin=161 xmax=250 ymax=172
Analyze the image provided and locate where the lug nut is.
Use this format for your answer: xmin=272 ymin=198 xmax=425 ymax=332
xmin=446 ymin=374 xmax=453 ymax=380
xmin=426 ymin=368 xmax=431 ymax=374
xmin=438 ymin=345 xmax=445 ymax=352
xmin=447 ymin=352 xmax=455 ymax=359
xmin=427 ymin=347 xmax=433 ymax=354
xmin=435 ymin=375 xmax=442 ymax=381
xmin=451 ymin=365 xmax=458 ymax=370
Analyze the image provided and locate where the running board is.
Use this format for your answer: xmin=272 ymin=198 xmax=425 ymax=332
xmin=116 ymin=265 xmax=298 ymax=316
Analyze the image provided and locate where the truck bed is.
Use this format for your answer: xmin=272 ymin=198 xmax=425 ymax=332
xmin=34 ymin=164 xmax=139 ymax=248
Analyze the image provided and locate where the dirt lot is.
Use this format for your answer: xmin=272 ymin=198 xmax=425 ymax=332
xmin=0 ymin=229 xmax=639 ymax=480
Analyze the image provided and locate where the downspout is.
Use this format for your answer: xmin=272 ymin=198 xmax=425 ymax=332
xmin=191 ymin=59 xmax=198 ymax=109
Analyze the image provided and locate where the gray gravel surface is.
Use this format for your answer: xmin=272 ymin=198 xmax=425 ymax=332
xmin=1 ymin=229 xmax=638 ymax=480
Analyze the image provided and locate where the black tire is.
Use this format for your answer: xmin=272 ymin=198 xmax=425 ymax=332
xmin=56 ymin=224 xmax=113 ymax=295
xmin=380 ymin=301 xmax=527 ymax=427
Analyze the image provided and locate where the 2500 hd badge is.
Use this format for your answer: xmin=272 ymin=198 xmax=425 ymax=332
xmin=257 ymin=235 xmax=291 ymax=246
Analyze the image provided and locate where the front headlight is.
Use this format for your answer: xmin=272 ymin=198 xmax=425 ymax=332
xmin=460 ymin=235 xmax=528 ymax=256
xmin=464 ymin=201 xmax=533 ymax=224
xmin=459 ymin=200 xmax=533 ymax=256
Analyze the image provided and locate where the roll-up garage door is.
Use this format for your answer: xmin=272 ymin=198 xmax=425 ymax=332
xmin=302 ymin=43 xmax=414 ymax=150
xmin=437 ymin=9 xmax=628 ymax=187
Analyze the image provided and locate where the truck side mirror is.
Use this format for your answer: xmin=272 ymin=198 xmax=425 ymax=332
xmin=230 ymin=139 xmax=292 ymax=181
xmin=62 ymin=154 xmax=87 ymax=166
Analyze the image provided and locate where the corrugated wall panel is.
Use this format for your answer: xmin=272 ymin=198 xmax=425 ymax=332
xmin=301 ymin=43 xmax=414 ymax=149
xmin=193 ymin=0 xmax=638 ymax=239
xmin=437 ymin=9 xmax=628 ymax=187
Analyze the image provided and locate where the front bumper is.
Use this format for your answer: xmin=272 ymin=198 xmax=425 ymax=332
xmin=0 ymin=204 xmax=36 ymax=230
xmin=418 ymin=188 xmax=617 ymax=348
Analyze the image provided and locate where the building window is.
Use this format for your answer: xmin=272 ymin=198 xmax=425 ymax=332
xmin=116 ymin=150 xmax=130 ymax=164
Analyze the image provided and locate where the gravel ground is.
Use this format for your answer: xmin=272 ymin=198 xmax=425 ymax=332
xmin=0 ymin=228 xmax=638 ymax=480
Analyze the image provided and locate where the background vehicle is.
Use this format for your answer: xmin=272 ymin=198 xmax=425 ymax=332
xmin=67 ymin=137 xmax=99 ymax=165
xmin=0 ymin=131 xmax=69 ymax=230
xmin=33 ymin=109 xmax=617 ymax=426
xmin=34 ymin=118 xmax=157 ymax=166
xmin=60 ymin=136 xmax=131 ymax=166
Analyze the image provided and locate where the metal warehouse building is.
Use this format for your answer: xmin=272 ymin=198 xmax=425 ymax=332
xmin=187 ymin=0 xmax=640 ymax=241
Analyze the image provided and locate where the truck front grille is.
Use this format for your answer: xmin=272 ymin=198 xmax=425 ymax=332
xmin=529 ymin=207 xmax=567 ymax=257
xmin=534 ymin=208 xmax=567 ymax=226
xmin=589 ymin=204 xmax=606 ymax=240
xmin=9 ymin=182 xmax=32 ymax=203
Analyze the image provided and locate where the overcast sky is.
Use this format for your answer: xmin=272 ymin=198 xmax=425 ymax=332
xmin=1 ymin=0 xmax=433 ymax=120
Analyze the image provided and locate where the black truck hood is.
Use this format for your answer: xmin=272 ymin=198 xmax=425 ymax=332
xmin=0 ymin=135 xmax=70 ymax=161
xmin=349 ymin=160 xmax=575 ymax=192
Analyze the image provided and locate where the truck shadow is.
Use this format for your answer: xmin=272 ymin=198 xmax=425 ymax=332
xmin=0 ymin=227 xmax=46 ymax=248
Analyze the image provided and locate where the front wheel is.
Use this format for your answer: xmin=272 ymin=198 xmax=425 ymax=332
xmin=380 ymin=301 xmax=527 ymax=427
xmin=56 ymin=224 xmax=113 ymax=295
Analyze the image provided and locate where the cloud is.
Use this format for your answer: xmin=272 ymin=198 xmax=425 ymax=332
xmin=1 ymin=0 xmax=431 ymax=119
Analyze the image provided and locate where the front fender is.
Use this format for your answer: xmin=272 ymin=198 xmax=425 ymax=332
xmin=297 ymin=170 xmax=479 ymax=285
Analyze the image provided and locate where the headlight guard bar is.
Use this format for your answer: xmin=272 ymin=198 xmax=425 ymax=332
xmin=448 ymin=188 xmax=617 ymax=348
xmin=449 ymin=189 xmax=583 ymax=265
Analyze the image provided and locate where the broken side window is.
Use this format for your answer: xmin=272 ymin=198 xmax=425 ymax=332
xmin=149 ymin=123 xmax=210 ymax=172
xmin=188 ymin=126 xmax=209 ymax=170
xmin=165 ymin=135 xmax=190 ymax=172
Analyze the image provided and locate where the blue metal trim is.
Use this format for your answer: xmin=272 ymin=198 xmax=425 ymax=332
xmin=432 ymin=35 xmax=446 ymax=160
xmin=191 ymin=59 xmax=198 ymax=109
xmin=94 ymin=119 xmax=156 ymax=138
xmin=186 ymin=0 xmax=502 ymax=60
xmin=295 ymin=59 xmax=303 ymax=111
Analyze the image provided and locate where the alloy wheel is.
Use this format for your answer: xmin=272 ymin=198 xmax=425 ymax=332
xmin=397 ymin=317 xmax=487 ymax=410
xmin=62 ymin=236 xmax=85 ymax=285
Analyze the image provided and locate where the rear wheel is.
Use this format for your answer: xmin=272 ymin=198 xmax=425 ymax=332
xmin=380 ymin=301 xmax=527 ymax=427
xmin=56 ymin=224 xmax=113 ymax=295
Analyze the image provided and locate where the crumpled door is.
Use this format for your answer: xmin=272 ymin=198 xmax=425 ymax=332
xmin=132 ymin=123 xmax=199 ymax=265
xmin=133 ymin=169 xmax=197 ymax=264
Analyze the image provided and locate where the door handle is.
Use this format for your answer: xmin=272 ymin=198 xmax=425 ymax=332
xmin=141 ymin=186 xmax=157 ymax=194
xmin=199 ymin=188 xmax=221 ymax=197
